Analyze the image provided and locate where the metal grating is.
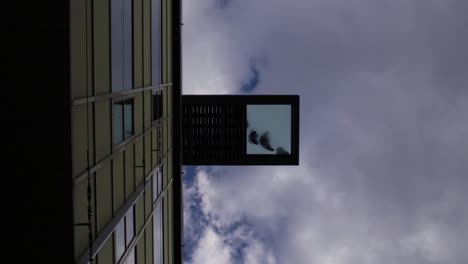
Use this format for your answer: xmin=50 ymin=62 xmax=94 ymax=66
xmin=183 ymin=104 xmax=245 ymax=163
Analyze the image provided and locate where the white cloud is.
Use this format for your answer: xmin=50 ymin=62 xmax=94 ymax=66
xmin=184 ymin=168 xmax=279 ymax=264
xmin=402 ymin=225 xmax=450 ymax=263
xmin=190 ymin=227 xmax=232 ymax=264
xmin=243 ymin=240 xmax=276 ymax=264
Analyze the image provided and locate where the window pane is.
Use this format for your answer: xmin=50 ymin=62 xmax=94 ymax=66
xmin=151 ymin=0 xmax=161 ymax=85
xmin=152 ymin=94 xmax=157 ymax=121
xmin=123 ymin=100 xmax=133 ymax=139
xmin=125 ymin=248 xmax=135 ymax=264
xmin=123 ymin=0 xmax=133 ymax=90
xmin=113 ymin=103 xmax=123 ymax=145
xmin=157 ymin=169 xmax=162 ymax=195
xmin=111 ymin=0 xmax=124 ymax=92
xmin=126 ymin=206 xmax=135 ymax=247
xmin=152 ymin=172 xmax=157 ymax=203
xmin=153 ymin=202 xmax=163 ymax=264
xmin=152 ymin=92 xmax=163 ymax=121
xmin=115 ymin=218 xmax=126 ymax=262
xmin=246 ymin=105 xmax=292 ymax=155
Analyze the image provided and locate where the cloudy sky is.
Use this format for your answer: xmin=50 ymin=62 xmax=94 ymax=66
xmin=181 ymin=0 xmax=468 ymax=263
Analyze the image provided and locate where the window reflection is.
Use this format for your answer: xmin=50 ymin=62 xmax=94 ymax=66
xmin=123 ymin=101 xmax=133 ymax=139
xmin=157 ymin=168 xmax=162 ymax=196
xmin=151 ymin=0 xmax=161 ymax=85
xmin=113 ymin=103 xmax=124 ymax=145
xmin=152 ymin=91 xmax=163 ymax=121
xmin=114 ymin=205 xmax=135 ymax=263
xmin=152 ymin=171 xmax=158 ymax=203
xmin=246 ymin=105 xmax=292 ymax=155
xmin=153 ymin=202 xmax=163 ymax=264
xmin=115 ymin=218 xmax=125 ymax=262
xmin=125 ymin=206 xmax=135 ymax=246
xmin=113 ymin=99 xmax=134 ymax=146
xmin=153 ymin=169 xmax=163 ymax=203
xmin=125 ymin=249 xmax=135 ymax=264
xmin=111 ymin=0 xmax=133 ymax=92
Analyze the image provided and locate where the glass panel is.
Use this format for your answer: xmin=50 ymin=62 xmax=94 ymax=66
xmin=157 ymin=168 xmax=162 ymax=195
xmin=151 ymin=0 xmax=161 ymax=85
xmin=123 ymin=100 xmax=133 ymax=139
xmin=115 ymin=218 xmax=126 ymax=262
xmin=152 ymin=92 xmax=163 ymax=121
xmin=152 ymin=94 xmax=159 ymax=121
xmin=153 ymin=202 xmax=163 ymax=264
xmin=126 ymin=206 xmax=135 ymax=247
xmin=125 ymin=248 xmax=135 ymax=264
xmin=111 ymin=0 xmax=124 ymax=92
xmin=152 ymin=171 xmax=157 ymax=203
xmin=123 ymin=0 xmax=133 ymax=90
xmin=246 ymin=105 xmax=292 ymax=155
xmin=113 ymin=103 xmax=123 ymax=145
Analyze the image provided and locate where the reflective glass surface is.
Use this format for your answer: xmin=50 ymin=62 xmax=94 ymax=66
xmin=111 ymin=0 xmax=133 ymax=91
xmin=111 ymin=0 xmax=124 ymax=92
xmin=151 ymin=0 xmax=161 ymax=85
xmin=125 ymin=206 xmax=135 ymax=246
xmin=115 ymin=218 xmax=125 ymax=261
xmin=153 ymin=202 xmax=163 ymax=264
xmin=246 ymin=105 xmax=292 ymax=155
xmin=125 ymin=249 xmax=135 ymax=264
xmin=123 ymin=101 xmax=133 ymax=139
xmin=113 ymin=103 xmax=123 ymax=145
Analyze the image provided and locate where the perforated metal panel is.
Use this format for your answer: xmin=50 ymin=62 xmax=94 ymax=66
xmin=183 ymin=104 xmax=246 ymax=164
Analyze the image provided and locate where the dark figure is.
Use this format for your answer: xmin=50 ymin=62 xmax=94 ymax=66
xmin=259 ymin=132 xmax=274 ymax=151
xmin=276 ymin=147 xmax=289 ymax=155
xmin=249 ymin=130 xmax=259 ymax=145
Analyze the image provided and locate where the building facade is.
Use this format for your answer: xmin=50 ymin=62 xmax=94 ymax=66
xmin=7 ymin=0 xmax=181 ymax=262
xmin=70 ymin=0 xmax=182 ymax=263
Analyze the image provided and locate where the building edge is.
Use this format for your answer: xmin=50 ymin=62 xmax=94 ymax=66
xmin=171 ymin=0 xmax=183 ymax=263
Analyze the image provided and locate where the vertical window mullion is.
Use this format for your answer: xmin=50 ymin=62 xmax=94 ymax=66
xmin=121 ymin=103 xmax=125 ymax=141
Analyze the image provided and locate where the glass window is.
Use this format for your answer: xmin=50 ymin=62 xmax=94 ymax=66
xmin=151 ymin=0 xmax=161 ymax=85
xmin=112 ymin=0 xmax=133 ymax=92
xmin=113 ymin=102 xmax=124 ymax=145
xmin=153 ymin=202 xmax=163 ymax=264
xmin=123 ymin=100 xmax=133 ymax=139
xmin=152 ymin=171 xmax=157 ymax=203
xmin=125 ymin=249 xmax=135 ymax=264
xmin=115 ymin=205 xmax=135 ymax=263
xmin=115 ymin=218 xmax=126 ymax=262
xmin=152 ymin=91 xmax=163 ymax=121
xmin=246 ymin=105 xmax=292 ymax=155
xmin=157 ymin=168 xmax=162 ymax=195
xmin=125 ymin=206 xmax=135 ymax=246
xmin=113 ymin=99 xmax=134 ymax=146
xmin=152 ymin=169 xmax=163 ymax=203
xmin=123 ymin=0 xmax=133 ymax=90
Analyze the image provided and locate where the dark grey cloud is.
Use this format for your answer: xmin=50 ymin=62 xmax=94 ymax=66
xmin=216 ymin=0 xmax=233 ymax=10
xmin=240 ymin=62 xmax=260 ymax=92
xmin=183 ymin=0 xmax=468 ymax=263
